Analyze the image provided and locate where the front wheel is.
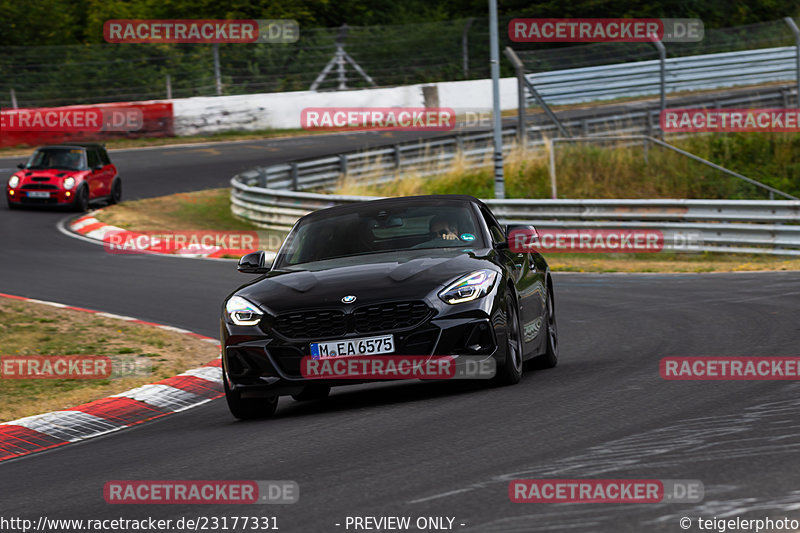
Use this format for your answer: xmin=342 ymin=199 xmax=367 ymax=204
xmin=108 ymin=178 xmax=122 ymax=205
xmin=72 ymin=186 xmax=89 ymax=212
xmin=493 ymin=296 xmax=523 ymax=386
xmin=531 ymin=283 xmax=558 ymax=370
xmin=224 ymin=377 xmax=279 ymax=420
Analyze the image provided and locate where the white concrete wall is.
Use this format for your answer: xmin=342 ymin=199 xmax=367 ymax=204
xmin=171 ymin=77 xmax=518 ymax=135
xmin=436 ymin=77 xmax=518 ymax=112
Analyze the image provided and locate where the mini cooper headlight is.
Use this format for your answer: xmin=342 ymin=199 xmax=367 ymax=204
xmin=63 ymin=177 xmax=75 ymax=190
xmin=439 ymin=269 xmax=498 ymax=305
xmin=225 ymin=295 xmax=264 ymax=326
xmin=8 ymin=176 xmax=19 ymax=189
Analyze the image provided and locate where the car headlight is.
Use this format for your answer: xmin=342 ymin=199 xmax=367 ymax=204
xmin=63 ymin=177 xmax=75 ymax=190
xmin=439 ymin=269 xmax=498 ymax=304
xmin=225 ymin=295 xmax=264 ymax=326
xmin=8 ymin=176 xmax=19 ymax=189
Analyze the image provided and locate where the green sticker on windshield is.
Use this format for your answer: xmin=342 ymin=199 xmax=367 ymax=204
xmin=460 ymin=233 xmax=475 ymax=241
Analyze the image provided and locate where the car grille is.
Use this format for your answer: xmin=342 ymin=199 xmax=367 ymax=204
xmin=354 ymin=301 xmax=431 ymax=333
xmin=272 ymin=309 xmax=347 ymax=339
xmin=271 ymin=301 xmax=432 ymax=340
xmin=21 ymin=184 xmax=58 ymax=190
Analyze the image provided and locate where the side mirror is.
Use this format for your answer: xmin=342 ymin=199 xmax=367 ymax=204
xmin=93 ymin=165 xmax=104 ymax=171
xmin=16 ymin=163 xmax=25 ymax=169
xmin=237 ymin=251 xmax=271 ymax=274
xmin=505 ymin=225 xmax=538 ymax=253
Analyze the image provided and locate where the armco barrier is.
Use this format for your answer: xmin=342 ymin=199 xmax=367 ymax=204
xmin=0 ymin=102 xmax=173 ymax=148
xmin=526 ymin=46 xmax=800 ymax=106
xmin=230 ymin=178 xmax=800 ymax=255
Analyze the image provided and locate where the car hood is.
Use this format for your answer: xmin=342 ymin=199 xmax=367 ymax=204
xmin=237 ymin=248 xmax=498 ymax=314
xmin=17 ymin=169 xmax=83 ymax=181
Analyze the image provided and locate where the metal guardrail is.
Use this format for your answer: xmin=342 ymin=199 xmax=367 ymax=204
xmin=525 ymin=46 xmax=799 ymax=106
xmin=231 ymin=178 xmax=800 ymax=255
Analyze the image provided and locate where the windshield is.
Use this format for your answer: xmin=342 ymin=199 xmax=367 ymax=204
xmin=275 ymin=203 xmax=486 ymax=267
xmin=25 ymin=148 xmax=86 ymax=171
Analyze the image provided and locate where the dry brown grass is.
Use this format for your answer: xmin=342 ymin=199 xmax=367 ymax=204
xmin=0 ymin=298 xmax=219 ymax=422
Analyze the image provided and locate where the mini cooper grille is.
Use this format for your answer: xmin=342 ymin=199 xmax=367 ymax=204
xmin=21 ymin=184 xmax=58 ymax=190
xmin=272 ymin=310 xmax=347 ymax=339
xmin=354 ymin=301 xmax=431 ymax=333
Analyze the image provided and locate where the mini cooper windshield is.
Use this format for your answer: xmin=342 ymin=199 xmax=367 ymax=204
xmin=25 ymin=147 xmax=87 ymax=171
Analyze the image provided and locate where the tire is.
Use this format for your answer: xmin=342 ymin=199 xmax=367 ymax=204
xmin=493 ymin=295 xmax=523 ymax=386
xmin=531 ymin=282 xmax=559 ymax=370
xmin=7 ymin=199 xmax=19 ymax=210
xmin=72 ymin=186 xmax=89 ymax=212
xmin=291 ymin=384 xmax=331 ymax=402
xmin=108 ymin=179 xmax=122 ymax=205
xmin=224 ymin=377 xmax=279 ymax=420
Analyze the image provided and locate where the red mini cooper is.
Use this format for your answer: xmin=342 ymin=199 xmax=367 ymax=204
xmin=6 ymin=143 xmax=121 ymax=211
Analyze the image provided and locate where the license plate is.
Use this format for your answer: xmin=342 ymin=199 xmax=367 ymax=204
xmin=310 ymin=334 xmax=394 ymax=359
xmin=27 ymin=191 xmax=50 ymax=198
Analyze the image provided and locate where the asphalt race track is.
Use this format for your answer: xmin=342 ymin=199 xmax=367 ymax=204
xmin=2 ymin=127 xmax=800 ymax=531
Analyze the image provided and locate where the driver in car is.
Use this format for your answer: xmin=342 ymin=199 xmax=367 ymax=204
xmin=430 ymin=215 xmax=459 ymax=241
xmin=414 ymin=215 xmax=462 ymax=248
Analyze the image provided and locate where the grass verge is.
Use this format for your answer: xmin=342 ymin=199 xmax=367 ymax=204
xmin=336 ymin=133 xmax=800 ymax=200
xmin=94 ymin=188 xmax=286 ymax=255
xmin=0 ymin=298 xmax=219 ymax=422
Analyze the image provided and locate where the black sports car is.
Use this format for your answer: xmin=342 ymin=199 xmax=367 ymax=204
xmin=220 ymin=195 xmax=558 ymax=419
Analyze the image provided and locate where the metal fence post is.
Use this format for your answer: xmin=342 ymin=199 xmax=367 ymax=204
xmin=166 ymin=74 xmax=172 ymax=100
xmin=784 ymin=17 xmax=800 ymax=106
xmin=339 ymin=154 xmax=348 ymax=176
xmin=547 ymin=138 xmax=558 ymax=199
xmin=462 ymin=18 xmax=474 ymax=78
xmin=504 ymin=47 xmax=570 ymax=138
xmin=489 ymin=0 xmax=505 ymax=199
xmin=503 ymin=47 xmax=527 ymax=145
xmin=290 ymin=163 xmax=299 ymax=191
xmin=651 ymin=37 xmax=667 ymax=138
xmin=213 ymin=44 xmax=222 ymax=96
xmin=393 ymin=146 xmax=402 ymax=169
xmin=10 ymin=88 xmax=18 ymax=108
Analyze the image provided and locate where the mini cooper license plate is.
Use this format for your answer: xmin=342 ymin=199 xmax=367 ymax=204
xmin=27 ymin=191 xmax=50 ymax=198
xmin=310 ymin=334 xmax=395 ymax=359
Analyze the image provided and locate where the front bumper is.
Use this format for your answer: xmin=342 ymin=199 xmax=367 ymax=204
xmin=7 ymin=188 xmax=74 ymax=206
xmin=222 ymin=296 xmax=505 ymax=395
